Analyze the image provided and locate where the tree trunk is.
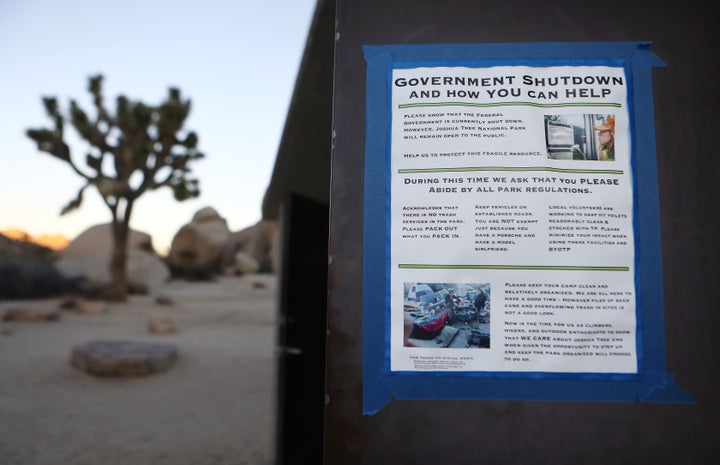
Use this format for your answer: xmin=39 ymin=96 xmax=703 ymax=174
xmin=108 ymin=220 xmax=129 ymax=302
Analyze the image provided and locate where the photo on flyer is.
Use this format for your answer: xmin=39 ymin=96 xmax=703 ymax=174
xmin=403 ymin=282 xmax=491 ymax=350
xmin=544 ymin=113 xmax=616 ymax=161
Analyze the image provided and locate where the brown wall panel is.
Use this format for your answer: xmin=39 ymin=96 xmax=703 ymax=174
xmin=325 ymin=1 xmax=719 ymax=464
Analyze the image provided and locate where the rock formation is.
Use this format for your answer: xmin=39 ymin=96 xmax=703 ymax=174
xmin=165 ymin=207 xmax=231 ymax=278
xmin=219 ymin=219 xmax=278 ymax=275
xmin=165 ymin=207 xmax=279 ymax=278
xmin=54 ymin=223 xmax=170 ymax=295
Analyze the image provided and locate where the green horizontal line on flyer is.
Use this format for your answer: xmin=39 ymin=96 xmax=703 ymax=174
xmin=397 ymin=166 xmax=624 ymax=175
xmin=398 ymin=264 xmax=630 ymax=272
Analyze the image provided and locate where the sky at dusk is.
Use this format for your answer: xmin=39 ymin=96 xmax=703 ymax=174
xmin=0 ymin=0 xmax=317 ymax=254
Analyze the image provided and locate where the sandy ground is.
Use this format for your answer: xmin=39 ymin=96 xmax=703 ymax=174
xmin=0 ymin=274 xmax=278 ymax=465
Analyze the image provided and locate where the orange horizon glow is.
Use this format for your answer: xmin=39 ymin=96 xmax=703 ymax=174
xmin=1 ymin=228 xmax=69 ymax=251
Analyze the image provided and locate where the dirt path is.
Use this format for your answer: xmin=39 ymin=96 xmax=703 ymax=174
xmin=0 ymin=275 xmax=278 ymax=465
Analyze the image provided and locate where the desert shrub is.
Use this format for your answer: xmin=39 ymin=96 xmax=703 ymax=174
xmin=0 ymin=259 xmax=84 ymax=300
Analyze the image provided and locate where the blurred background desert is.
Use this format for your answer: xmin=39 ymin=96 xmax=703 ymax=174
xmin=1 ymin=227 xmax=279 ymax=465
xmin=0 ymin=1 xmax=322 ymax=463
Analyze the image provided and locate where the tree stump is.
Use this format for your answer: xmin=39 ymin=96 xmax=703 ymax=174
xmin=71 ymin=340 xmax=178 ymax=377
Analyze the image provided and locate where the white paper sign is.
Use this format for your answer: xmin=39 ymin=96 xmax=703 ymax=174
xmin=390 ymin=65 xmax=637 ymax=374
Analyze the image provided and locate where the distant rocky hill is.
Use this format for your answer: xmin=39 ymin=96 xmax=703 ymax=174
xmin=0 ymin=232 xmax=82 ymax=300
xmin=0 ymin=228 xmax=69 ymax=251
xmin=0 ymin=232 xmax=59 ymax=262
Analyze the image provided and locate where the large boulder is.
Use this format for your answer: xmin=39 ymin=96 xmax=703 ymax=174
xmin=165 ymin=207 xmax=231 ymax=277
xmin=219 ymin=219 xmax=278 ymax=274
xmin=55 ymin=223 xmax=170 ymax=295
xmin=61 ymin=224 xmax=155 ymax=257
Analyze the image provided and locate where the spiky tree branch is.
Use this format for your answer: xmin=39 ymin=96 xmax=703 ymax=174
xmin=26 ymin=75 xmax=204 ymax=300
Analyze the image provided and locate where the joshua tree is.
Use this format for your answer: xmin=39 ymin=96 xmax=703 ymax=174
xmin=26 ymin=75 xmax=204 ymax=301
